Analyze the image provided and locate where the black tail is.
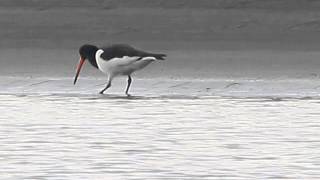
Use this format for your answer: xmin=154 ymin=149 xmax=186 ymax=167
xmin=152 ymin=53 xmax=167 ymax=60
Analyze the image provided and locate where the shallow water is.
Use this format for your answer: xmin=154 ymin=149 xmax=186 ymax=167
xmin=1 ymin=77 xmax=320 ymax=179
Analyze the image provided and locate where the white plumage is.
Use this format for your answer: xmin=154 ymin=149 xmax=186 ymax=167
xmin=95 ymin=49 xmax=155 ymax=80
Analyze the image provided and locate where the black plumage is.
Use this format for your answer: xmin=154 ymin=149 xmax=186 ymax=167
xmin=101 ymin=44 xmax=166 ymax=61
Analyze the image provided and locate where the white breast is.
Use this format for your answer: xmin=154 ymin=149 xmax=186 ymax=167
xmin=95 ymin=49 xmax=105 ymax=72
xmin=95 ymin=49 xmax=150 ymax=76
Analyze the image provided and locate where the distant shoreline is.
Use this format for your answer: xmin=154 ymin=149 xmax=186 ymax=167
xmin=2 ymin=0 xmax=320 ymax=10
xmin=1 ymin=1 xmax=320 ymax=50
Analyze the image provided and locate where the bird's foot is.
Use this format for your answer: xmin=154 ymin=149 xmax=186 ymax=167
xmin=126 ymin=93 xmax=131 ymax=97
xmin=99 ymin=91 xmax=104 ymax=94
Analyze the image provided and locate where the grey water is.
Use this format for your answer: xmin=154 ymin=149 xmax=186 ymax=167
xmin=1 ymin=77 xmax=320 ymax=179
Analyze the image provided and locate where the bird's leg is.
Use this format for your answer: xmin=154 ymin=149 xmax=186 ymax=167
xmin=99 ymin=82 xmax=111 ymax=94
xmin=99 ymin=76 xmax=112 ymax=94
xmin=125 ymin=75 xmax=132 ymax=96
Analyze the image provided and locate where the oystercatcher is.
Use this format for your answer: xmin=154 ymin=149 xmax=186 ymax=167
xmin=73 ymin=44 xmax=166 ymax=95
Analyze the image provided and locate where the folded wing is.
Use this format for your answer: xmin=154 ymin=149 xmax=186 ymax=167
xmin=100 ymin=44 xmax=166 ymax=61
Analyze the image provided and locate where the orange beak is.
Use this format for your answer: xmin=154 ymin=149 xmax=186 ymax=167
xmin=73 ymin=57 xmax=85 ymax=85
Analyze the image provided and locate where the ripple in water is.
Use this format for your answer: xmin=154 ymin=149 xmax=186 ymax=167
xmin=0 ymin=94 xmax=320 ymax=179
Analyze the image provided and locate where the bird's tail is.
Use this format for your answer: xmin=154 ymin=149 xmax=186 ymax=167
xmin=151 ymin=53 xmax=167 ymax=60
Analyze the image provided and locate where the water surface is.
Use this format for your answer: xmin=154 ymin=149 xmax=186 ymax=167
xmin=1 ymin=82 xmax=320 ymax=179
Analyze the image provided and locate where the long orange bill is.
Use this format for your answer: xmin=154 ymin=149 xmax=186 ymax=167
xmin=73 ymin=57 xmax=85 ymax=85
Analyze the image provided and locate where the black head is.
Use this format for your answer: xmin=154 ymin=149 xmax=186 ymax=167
xmin=79 ymin=44 xmax=99 ymax=61
xmin=74 ymin=44 xmax=99 ymax=85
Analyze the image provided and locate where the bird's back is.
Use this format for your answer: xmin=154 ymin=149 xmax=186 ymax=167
xmin=101 ymin=44 xmax=166 ymax=61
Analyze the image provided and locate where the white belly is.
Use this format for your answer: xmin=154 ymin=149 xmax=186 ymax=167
xmin=95 ymin=49 xmax=155 ymax=77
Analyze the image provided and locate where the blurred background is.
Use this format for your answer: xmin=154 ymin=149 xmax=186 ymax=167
xmin=1 ymin=0 xmax=320 ymax=78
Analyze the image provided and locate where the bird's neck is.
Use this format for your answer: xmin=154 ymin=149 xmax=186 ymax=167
xmin=87 ymin=51 xmax=99 ymax=69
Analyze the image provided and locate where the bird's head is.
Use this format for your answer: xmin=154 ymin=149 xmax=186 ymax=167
xmin=74 ymin=44 xmax=98 ymax=85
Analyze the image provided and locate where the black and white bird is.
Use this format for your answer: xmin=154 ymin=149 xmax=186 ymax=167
xmin=73 ymin=44 xmax=166 ymax=95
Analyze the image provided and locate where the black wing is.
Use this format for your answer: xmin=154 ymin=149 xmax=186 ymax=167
xmin=100 ymin=44 xmax=166 ymax=61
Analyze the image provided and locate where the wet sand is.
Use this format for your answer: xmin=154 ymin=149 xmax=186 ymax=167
xmin=1 ymin=76 xmax=320 ymax=99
